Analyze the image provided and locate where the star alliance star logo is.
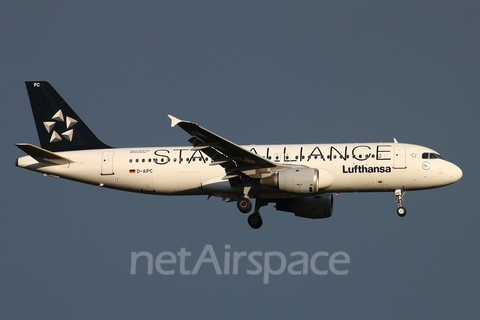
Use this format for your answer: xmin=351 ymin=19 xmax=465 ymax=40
xmin=43 ymin=109 xmax=78 ymax=143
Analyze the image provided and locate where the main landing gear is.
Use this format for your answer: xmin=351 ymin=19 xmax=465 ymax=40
xmin=395 ymin=189 xmax=407 ymax=217
xmin=236 ymin=197 xmax=267 ymax=229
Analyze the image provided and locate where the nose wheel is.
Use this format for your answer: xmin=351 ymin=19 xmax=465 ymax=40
xmin=395 ymin=189 xmax=407 ymax=217
xmin=397 ymin=206 xmax=407 ymax=217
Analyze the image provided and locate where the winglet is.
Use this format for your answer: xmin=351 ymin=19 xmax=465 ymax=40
xmin=393 ymin=138 xmax=398 ymax=143
xmin=168 ymin=115 xmax=183 ymax=127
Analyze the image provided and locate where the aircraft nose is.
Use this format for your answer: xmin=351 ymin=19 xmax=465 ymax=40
xmin=448 ymin=163 xmax=463 ymax=183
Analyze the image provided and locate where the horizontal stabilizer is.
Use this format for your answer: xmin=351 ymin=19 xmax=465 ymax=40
xmin=16 ymin=143 xmax=74 ymax=165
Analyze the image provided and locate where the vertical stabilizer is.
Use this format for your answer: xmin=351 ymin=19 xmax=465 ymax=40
xmin=25 ymin=81 xmax=110 ymax=151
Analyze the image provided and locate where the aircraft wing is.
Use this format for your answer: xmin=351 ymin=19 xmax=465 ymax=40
xmin=169 ymin=115 xmax=277 ymax=179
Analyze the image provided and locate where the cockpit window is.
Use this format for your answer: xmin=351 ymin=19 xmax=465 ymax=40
xmin=422 ymin=152 xmax=443 ymax=159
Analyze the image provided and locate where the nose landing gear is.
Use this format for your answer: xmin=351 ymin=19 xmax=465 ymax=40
xmin=395 ymin=189 xmax=407 ymax=217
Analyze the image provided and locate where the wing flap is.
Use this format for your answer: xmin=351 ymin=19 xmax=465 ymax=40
xmin=16 ymin=143 xmax=74 ymax=165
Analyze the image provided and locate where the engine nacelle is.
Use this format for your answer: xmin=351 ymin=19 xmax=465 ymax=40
xmin=260 ymin=168 xmax=333 ymax=193
xmin=275 ymin=194 xmax=334 ymax=219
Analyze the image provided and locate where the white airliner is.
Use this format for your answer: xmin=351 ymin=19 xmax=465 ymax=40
xmin=16 ymin=82 xmax=462 ymax=229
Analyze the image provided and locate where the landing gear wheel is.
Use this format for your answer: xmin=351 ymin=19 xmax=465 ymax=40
xmin=237 ymin=198 xmax=252 ymax=213
xmin=247 ymin=213 xmax=263 ymax=229
xmin=397 ymin=207 xmax=407 ymax=217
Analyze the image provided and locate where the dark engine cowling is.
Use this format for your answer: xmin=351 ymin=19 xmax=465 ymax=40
xmin=260 ymin=168 xmax=333 ymax=194
xmin=275 ymin=194 xmax=334 ymax=219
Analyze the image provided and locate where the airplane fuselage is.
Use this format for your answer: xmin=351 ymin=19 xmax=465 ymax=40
xmin=16 ymin=142 xmax=462 ymax=198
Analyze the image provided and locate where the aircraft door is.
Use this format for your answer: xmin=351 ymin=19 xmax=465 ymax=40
xmin=101 ymin=151 xmax=115 ymax=175
xmin=393 ymin=146 xmax=406 ymax=169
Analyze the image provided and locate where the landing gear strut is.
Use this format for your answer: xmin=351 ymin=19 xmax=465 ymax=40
xmin=395 ymin=189 xmax=407 ymax=217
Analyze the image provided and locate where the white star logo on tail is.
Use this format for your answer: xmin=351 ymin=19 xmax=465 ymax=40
xmin=43 ymin=110 xmax=78 ymax=143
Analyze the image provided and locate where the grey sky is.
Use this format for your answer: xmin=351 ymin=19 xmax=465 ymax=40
xmin=1 ymin=1 xmax=479 ymax=319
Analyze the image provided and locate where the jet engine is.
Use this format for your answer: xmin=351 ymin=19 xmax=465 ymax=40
xmin=260 ymin=168 xmax=333 ymax=193
xmin=275 ymin=194 xmax=334 ymax=219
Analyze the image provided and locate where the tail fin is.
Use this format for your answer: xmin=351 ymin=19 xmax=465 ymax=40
xmin=25 ymin=81 xmax=110 ymax=152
